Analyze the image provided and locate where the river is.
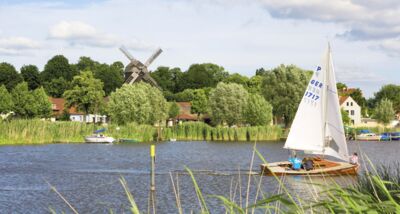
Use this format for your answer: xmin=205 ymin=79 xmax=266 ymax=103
xmin=0 ymin=141 xmax=398 ymax=213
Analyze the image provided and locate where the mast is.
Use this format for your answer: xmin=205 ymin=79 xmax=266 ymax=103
xmin=322 ymin=43 xmax=331 ymax=154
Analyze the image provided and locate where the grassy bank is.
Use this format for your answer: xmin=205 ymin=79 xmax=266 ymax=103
xmin=0 ymin=120 xmax=282 ymax=145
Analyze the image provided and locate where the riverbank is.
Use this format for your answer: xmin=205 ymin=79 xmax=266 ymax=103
xmin=0 ymin=120 xmax=282 ymax=145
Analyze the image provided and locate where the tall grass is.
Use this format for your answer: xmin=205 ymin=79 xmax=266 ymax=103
xmin=0 ymin=120 xmax=282 ymax=145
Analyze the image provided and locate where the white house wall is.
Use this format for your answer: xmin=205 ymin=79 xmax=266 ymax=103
xmin=340 ymin=96 xmax=361 ymax=125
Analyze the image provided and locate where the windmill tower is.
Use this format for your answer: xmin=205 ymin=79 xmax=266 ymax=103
xmin=119 ymin=46 xmax=162 ymax=88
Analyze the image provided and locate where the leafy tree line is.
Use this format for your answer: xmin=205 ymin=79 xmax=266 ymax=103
xmin=1 ymin=55 xmax=398 ymax=126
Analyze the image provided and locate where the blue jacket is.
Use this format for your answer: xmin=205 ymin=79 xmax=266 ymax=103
xmin=289 ymin=157 xmax=302 ymax=170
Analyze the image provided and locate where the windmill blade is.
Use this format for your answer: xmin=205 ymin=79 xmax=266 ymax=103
xmin=125 ymin=71 xmax=140 ymax=84
xmin=142 ymin=72 xmax=160 ymax=89
xmin=119 ymin=46 xmax=136 ymax=62
xmin=144 ymin=48 xmax=162 ymax=67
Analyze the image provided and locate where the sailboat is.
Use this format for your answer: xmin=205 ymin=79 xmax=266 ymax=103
xmin=261 ymin=44 xmax=359 ymax=176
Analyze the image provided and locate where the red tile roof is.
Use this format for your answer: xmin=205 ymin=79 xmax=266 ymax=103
xmin=339 ymin=96 xmax=349 ymax=105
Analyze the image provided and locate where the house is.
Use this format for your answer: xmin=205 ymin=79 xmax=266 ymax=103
xmin=49 ymin=97 xmax=107 ymax=123
xmin=176 ymin=102 xmax=198 ymax=121
xmin=339 ymin=96 xmax=361 ymax=125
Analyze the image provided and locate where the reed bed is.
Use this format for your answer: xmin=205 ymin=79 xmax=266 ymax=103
xmin=0 ymin=120 xmax=282 ymax=145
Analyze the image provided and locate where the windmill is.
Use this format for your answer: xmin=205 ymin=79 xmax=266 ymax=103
xmin=119 ymin=46 xmax=162 ymax=88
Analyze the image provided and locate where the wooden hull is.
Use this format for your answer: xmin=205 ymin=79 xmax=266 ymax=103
xmin=260 ymin=158 xmax=359 ymax=176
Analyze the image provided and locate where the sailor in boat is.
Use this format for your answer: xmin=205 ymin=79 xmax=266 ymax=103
xmin=288 ymin=155 xmax=302 ymax=170
xmin=349 ymin=152 xmax=359 ymax=165
xmin=302 ymin=157 xmax=314 ymax=171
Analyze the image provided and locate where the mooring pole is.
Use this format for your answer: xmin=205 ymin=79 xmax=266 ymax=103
xmin=150 ymin=144 xmax=156 ymax=191
xmin=149 ymin=144 xmax=156 ymax=214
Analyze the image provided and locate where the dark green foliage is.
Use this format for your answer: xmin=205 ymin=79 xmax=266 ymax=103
xmin=41 ymin=55 xmax=77 ymax=82
xmin=93 ymin=63 xmax=124 ymax=95
xmin=0 ymin=62 xmax=23 ymax=91
xmin=150 ymin=66 xmax=183 ymax=93
xmin=179 ymin=63 xmax=229 ymax=91
xmin=0 ymin=85 xmax=13 ymax=113
xmin=261 ymin=65 xmax=311 ymax=127
xmin=173 ymin=89 xmax=196 ymax=102
xmin=336 ymin=82 xmax=347 ymax=91
xmin=44 ymin=77 xmax=71 ymax=98
xmin=373 ymin=84 xmax=400 ymax=113
xmin=20 ymin=65 xmax=41 ymax=90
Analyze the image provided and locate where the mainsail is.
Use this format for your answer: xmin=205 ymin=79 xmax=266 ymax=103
xmin=284 ymin=44 xmax=349 ymax=161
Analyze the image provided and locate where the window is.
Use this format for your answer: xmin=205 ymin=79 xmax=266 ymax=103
xmin=351 ymin=120 xmax=355 ymax=124
xmin=351 ymin=110 xmax=354 ymax=115
xmin=346 ymin=102 xmax=349 ymax=106
xmin=350 ymin=102 xmax=353 ymax=106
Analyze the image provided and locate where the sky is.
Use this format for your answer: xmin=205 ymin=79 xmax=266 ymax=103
xmin=0 ymin=0 xmax=399 ymax=97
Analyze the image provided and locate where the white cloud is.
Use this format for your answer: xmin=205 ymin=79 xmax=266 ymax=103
xmin=0 ymin=37 xmax=40 ymax=49
xmin=0 ymin=36 xmax=41 ymax=56
xmin=259 ymin=0 xmax=400 ymax=41
xmin=376 ymin=38 xmax=400 ymax=57
xmin=48 ymin=21 xmax=155 ymax=50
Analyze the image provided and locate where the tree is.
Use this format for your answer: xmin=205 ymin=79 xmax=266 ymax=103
xmin=107 ymin=83 xmax=167 ymax=125
xmin=32 ymin=87 xmax=52 ymax=118
xmin=173 ymin=89 xmax=196 ymax=102
xmin=261 ymin=65 xmax=311 ymax=127
xmin=0 ymin=85 xmax=13 ymax=114
xmin=209 ymin=82 xmax=248 ymax=126
xmin=373 ymin=99 xmax=395 ymax=127
xmin=41 ymin=55 xmax=77 ymax=82
xmin=373 ymin=84 xmax=400 ymax=113
xmin=21 ymin=65 xmax=41 ymax=90
xmin=247 ymin=75 xmax=263 ymax=94
xmin=255 ymin=68 xmax=267 ymax=76
xmin=93 ymin=63 xmax=124 ymax=95
xmin=223 ymin=73 xmax=249 ymax=87
xmin=191 ymin=89 xmax=209 ymax=119
xmin=0 ymin=62 xmax=23 ymax=91
xmin=168 ymin=102 xmax=180 ymax=119
xmin=336 ymin=82 xmax=347 ymax=91
xmin=341 ymin=109 xmax=351 ymax=125
xmin=11 ymin=82 xmax=36 ymax=118
xmin=44 ymin=77 xmax=71 ymax=98
xmin=244 ymin=94 xmax=273 ymax=126
xmin=76 ymin=56 xmax=98 ymax=71
xmin=179 ymin=63 xmax=228 ymax=91
xmin=63 ymin=71 xmax=105 ymax=117
xmin=150 ymin=66 xmax=183 ymax=93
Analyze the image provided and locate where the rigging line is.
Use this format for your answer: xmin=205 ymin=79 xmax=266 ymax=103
xmin=326 ymin=122 xmax=346 ymax=135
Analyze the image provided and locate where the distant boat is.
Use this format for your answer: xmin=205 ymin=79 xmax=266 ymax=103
xmin=380 ymin=132 xmax=400 ymax=141
xmin=355 ymin=130 xmax=381 ymax=141
xmin=119 ymin=138 xmax=139 ymax=143
xmin=261 ymin=44 xmax=359 ymax=176
xmin=85 ymin=128 xmax=115 ymax=144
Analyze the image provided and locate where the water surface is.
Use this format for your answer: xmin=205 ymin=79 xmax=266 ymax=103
xmin=0 ymin=141 xmax=398 ymax=213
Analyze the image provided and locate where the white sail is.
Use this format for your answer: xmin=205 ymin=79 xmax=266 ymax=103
xmin=284 ymin=44 xmax=349 ymax=161
xmin=313 ymin=45 xmax=349 ymax=161
xmin=284 ymin=60 xmax=325 ymax=152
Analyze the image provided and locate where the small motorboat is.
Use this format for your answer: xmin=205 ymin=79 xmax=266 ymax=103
xmin=85 ymin=128 xmax=115 ymax=144
xmin=381 ymin=132 xmax=400 ymax=141
xmin=355 ymin=130 xmax=381 ymax=141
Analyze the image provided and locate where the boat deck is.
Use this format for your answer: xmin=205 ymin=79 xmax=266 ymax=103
xmin=261 ymin=159 xmax=358 ymax=176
